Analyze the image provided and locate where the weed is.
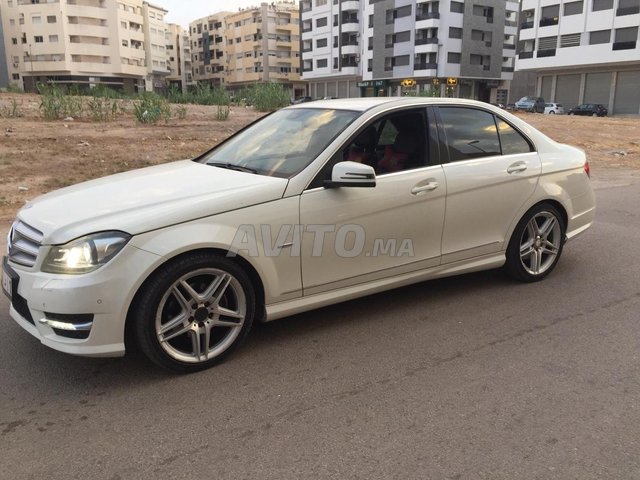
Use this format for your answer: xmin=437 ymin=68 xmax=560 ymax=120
xmin=215 ymin=105 xmax=230 ymax=121
xmin=244 ymin=82 xmax=291 ymax=111
xmin=133 ymin=93 xmax=171 ymax=124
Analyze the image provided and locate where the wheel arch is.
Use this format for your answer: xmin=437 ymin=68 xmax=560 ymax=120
xmin=124 ymin=247 xmax=266 ymax=352
xmin=505 ymin=198 xmax=569 ymax=250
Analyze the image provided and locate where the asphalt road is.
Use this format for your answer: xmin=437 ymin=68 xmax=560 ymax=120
xmin=2 ymin=169 xmax=640 ymax=480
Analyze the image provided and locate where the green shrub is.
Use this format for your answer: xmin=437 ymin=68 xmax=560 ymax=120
xmin=245 ymin=82 xmax=291 ymax=111
xmin=6 ymin=84 xmax=23 ymax=94
xmin=2 ymin=98 xmax=23 ymax=118
xmin=133 ymin=93 xmax=171 ymax=124
xmin=87 ymin=97 xmax=112 ymax=121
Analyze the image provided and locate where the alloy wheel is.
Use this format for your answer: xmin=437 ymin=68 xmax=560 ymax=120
xmin=519 ymin=212 xmax=562 ymax=276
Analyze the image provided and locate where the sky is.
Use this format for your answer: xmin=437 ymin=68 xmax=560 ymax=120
xmin=158 ymin=0 xmax=264 ymax=28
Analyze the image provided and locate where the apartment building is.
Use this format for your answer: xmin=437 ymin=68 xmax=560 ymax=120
xmin=301 ymin=0 xmax=519 ymax=103
xmin=516 ymin=0 xmax=640 ymax=114
xmin=0 ymin=0 xmax=169 ymax=92
xmin=189 ymin=2 xmax=305 ymax=97
xmin=189 ymin=12 xmax=229 ymax=88
xmin=166 ymin=23 xmax=194 ymax=92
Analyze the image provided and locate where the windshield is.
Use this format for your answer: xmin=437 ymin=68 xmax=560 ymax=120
xmin=200 ymin=108 xmax=360 ymax=178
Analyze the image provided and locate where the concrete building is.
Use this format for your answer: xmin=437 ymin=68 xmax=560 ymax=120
xmin=166 ymin=23 xmax=194 ymax=92
xmin=516 ymin=0 xmax=640 ymax=115
xmin=189 ymin=12 xmax=229 ymax=88
xmin=189 ymin=2 xmax=305 ymax=97
xmin=0 ymin=0 xmax=170 ymax=92
xmin=301 ymin=0 xmax=519 ymax=103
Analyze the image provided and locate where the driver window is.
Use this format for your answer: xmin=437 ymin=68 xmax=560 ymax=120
xmin=341 ymin=109 xmax=427 ymax=175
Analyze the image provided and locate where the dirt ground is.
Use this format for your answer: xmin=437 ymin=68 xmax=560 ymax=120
xmin=1 ymin=92 xmax=638 ymax=229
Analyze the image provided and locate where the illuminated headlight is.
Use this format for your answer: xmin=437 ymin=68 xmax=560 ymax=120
xmin=42 ymin=232 xmax=131 ymax=274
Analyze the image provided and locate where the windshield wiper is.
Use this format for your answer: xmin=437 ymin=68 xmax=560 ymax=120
xmin=208 ymin=162 xmax=258 ymax=174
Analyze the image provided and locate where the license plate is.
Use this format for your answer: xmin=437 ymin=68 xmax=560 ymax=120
xmin=1 ymin=268 xmax=11 ymax=299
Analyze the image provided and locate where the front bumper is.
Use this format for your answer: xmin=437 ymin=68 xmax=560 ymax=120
xmin=4 ymin=244 xmax=160 ymax=358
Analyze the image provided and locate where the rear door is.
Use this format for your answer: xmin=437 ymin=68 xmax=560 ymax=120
xmin=436 ymin=106 xmax=541 ymax=263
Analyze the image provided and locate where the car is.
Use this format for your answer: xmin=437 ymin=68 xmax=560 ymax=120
xmin=490 ymin=102 xmax=505 ymax=109
xmin=3 ymin=98 xmax=596 ymax=373
xmin=515 ymin=96 xmax=546 ymax=113
xmin=292 ymin=96 xmax=313 ymax=104
xmin=568 ymin=103 xmax=607 ymax=117
xmin=544 ymin=103 xmax=564 ymax=115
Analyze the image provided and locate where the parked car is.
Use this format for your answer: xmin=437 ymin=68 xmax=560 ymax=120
xmin=515 ymin=96 xmax=546 ymax=113
xmin=292 ymin=96 xmax=313 ymax=104
xmin=568 ymin=103 xmax=608 ymax=117
xmin=544 ymin=103 xmax=565 ymax=115
xmin=3 ymin=98 xmax=595 ymax=372
xmin=490 ymin=102 xmax=505 ymax=109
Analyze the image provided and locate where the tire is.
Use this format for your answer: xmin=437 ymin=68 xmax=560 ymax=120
xmin=133 ymin=252 xmax=256 ymax=373
xmin=549 ymin=111 xmax=555 ymax=115
xmin=504 ymin=204 xmax=566 ymax=283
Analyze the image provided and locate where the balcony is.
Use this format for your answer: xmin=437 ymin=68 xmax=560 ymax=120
xmin=414 ymin=62 xmax=437 ymax=70
xmin=518 ymin=51 xmax=534 ymax=59
xmin=415 ymin=37 xmax=438 ymax=45
xmin=503 ymin=44 xmax=516 ymax=50
xmin=616 ymin=6 xmax=640 ymax=15
xmin=520 ymin=21 xmax=534 ymax=30
xmin=612 ymin=41 xmax=636 ymax=50
xmin=539 ymin=17 xmax=559 ymax=27
xmin=536 ymin=49 xmax=556 ymax=57
xmin=416 ymin=12 xmax=440 ymax=21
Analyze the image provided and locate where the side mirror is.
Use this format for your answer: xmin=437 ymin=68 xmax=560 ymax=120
xmin=324 ymin=161 xmax=376 ymax=188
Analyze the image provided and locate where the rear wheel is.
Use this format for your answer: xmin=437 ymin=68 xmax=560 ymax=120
xmin=505 ymin=204 xmax=566 ymax=282
xmin=134 ymin=253 xmax=256 ymax=372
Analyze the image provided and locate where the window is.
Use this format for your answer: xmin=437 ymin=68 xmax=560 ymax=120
xmin=439 ymin=108 xmax=501 ymax=161
xmin=32 ymin=15 xmax=41 ymax=24
xmin=317 ymin=58 xmax=328 ymax=68
xmin=592 ymin=0 xmax=613 ymax=11
xmin=13 ymin=74 xmax=20 ymax=80
xmin=49 ymin=35 xmax=58 ymax=43
xmin=449 ymin=27 xmax=463 ymax=39
xmin=564 ymin=1 xmax=583 ymax=15
xmin=496 ymin=119 xmax=533 ymax=155
xmin=34 ymin=36 xmax=43 ymax=43
xmin=540 ymin=5 xmax=560 ymax=26
xmin=339 ymin=109 xmax=428 ymax=177
xmin=47 ymin=15 xmax=56 ymax=23
xmin=450 ymin=1 xmax=464 ymax=13
xmin=121 ymin=21 xmax=127 ymax=29
xmin=589 ymin=29 xmax=611 ymax=44
xmin=316 ymin=17 xmax=327 ymax=27
xmin=560 ymin=33 xmax=581 ymax=47
xmin=316 ymin=38 xmax=327 ymax=48
xmin=122 ymin=39 xmax=129 ymax=47
xmin=316 ymin=0 xmax=327 ymax=5
xmin=11 ymin=38 xmax=17 ymax=45
xmin=447 ymin=52 xmax=461 ymax=63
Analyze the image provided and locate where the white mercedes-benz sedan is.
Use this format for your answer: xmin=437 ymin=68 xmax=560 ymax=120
xmin=3 ymin=98 xmax=595 ymax=372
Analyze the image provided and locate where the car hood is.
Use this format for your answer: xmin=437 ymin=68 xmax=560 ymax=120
xmin=18 ymin=160 xmax=288 ymax=245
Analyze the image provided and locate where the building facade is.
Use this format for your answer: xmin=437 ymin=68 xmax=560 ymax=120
xmin=0 ymin=0 xmax=170 ymax=92
xmin=189 ymin=2 xmax=305 ymax=97
xmin=301 ymin=0 xmax=519 ymax=102
xmin=516 ymin=0 xmax=640 ymax=114
xmin=166 ymin=23 xmax=194 ymax=92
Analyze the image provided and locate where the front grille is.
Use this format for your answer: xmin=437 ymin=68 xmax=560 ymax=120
xmin=7 ymin=220 xmax=43 ymax=268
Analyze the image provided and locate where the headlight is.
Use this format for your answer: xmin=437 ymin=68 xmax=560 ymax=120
xmin=42 ymin=231 xmax=131 ymax=274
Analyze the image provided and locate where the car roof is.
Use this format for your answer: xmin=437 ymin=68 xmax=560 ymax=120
xmin=286 ymin=97 xmax=504 ymax=113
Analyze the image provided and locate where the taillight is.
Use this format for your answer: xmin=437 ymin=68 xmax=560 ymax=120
xmin=584 ymin=161 xmax=591 ymax=178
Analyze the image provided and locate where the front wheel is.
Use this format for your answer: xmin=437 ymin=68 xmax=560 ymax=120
xmin=505 ymin=204 xmax=566 ymax=282
xmin=549 ymin=111 xmax=555 ymax=115
xmin=133 ymin=253 xmax=256 ymax=372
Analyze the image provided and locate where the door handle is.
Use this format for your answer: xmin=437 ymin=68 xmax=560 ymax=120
xmin=411 ymin=182 xmax=439 ymax=194
xmin=507 ymin=162 xmax=527 ymax=174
